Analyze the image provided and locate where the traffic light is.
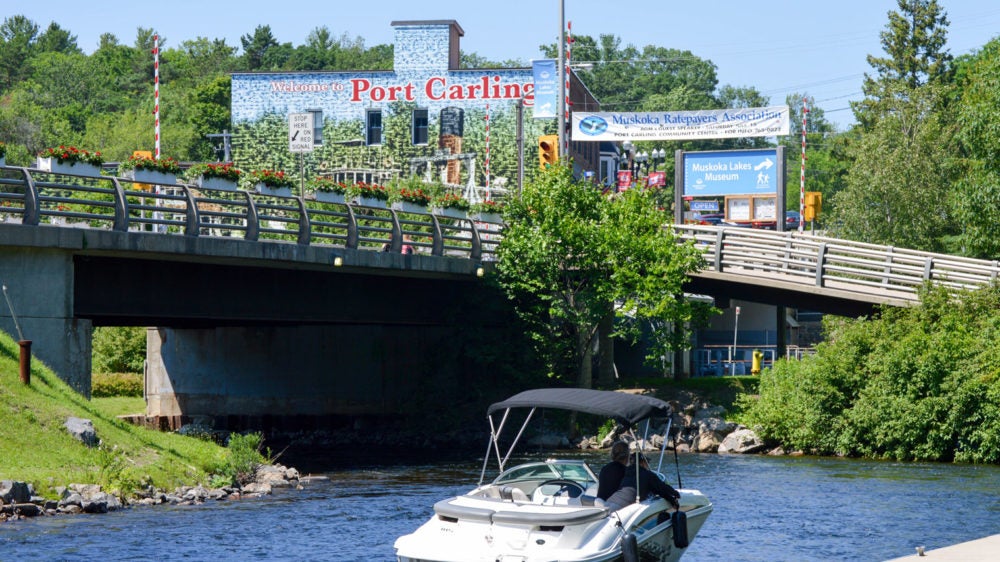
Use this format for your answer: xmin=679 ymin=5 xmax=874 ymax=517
xmin=538 ymin=134 xmax=559 ymax=168
xmin=804 ymin=191 xmax=822 ymax=221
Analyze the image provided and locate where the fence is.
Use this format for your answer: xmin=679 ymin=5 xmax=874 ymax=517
xmin=0 ymin=166 xmax=502 ymax=261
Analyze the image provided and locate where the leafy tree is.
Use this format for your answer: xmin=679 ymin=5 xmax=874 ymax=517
xmin=737 ymin=284 xmax=1000 ymax=463
xmin=0 ymin=15 xmax=40 ymax=91
xmin=240 ymin=25 xmax=278 ymax=71
xmin=92 ymin=326 xmax=146 ymax=374
xmin=831 ymin=83 xmax=955 ymax=250
xmin=951 ymin=37 xmax=1000 ymax=259
xmin=781 ymin=93 xmax=849 ymax=215
xmin=495 ymin=166 xmax=706 ymax=387
xmin=35 ymin=22 xmax=80 ymax=55
xmin=852 ymin=0 xmax=952 ymax=130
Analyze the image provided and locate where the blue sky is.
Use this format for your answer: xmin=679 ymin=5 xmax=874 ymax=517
xmin=10 ymin=1 xmax=1000 ymax=130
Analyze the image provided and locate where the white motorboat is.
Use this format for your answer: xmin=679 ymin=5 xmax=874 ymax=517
xmin=394 ymin=388 xmax=713 ymax=562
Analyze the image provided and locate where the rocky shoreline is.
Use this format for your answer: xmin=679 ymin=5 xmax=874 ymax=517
xmin=0 ymin=463 xmax=307 ymax=522
xmin=3 ymin=390 xmax=769 ymax=523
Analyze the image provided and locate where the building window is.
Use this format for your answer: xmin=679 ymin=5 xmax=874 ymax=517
xmin=412 ymin=109 xmax=429 ymax=145
xmin=366 ymin=110 xmax=382 ymax=146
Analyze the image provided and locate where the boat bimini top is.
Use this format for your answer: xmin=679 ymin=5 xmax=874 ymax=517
xmin=481 ymin=388 xmax=674 ymax=485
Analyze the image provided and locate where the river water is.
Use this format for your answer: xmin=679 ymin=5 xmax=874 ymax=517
xmin=3 ymin=451 xmax=1000 ymax=561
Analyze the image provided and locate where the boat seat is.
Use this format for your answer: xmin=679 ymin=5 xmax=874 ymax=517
xmin=578 ymin=494 xmax=606 ymax=507
xmin=500 ymin=486 xmax=529 ymax=502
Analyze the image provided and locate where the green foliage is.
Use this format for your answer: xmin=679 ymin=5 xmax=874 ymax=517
xmin=0 ymin=330 xmax=225 ymax=496
xmin=737 ymin=285 xmax=1000 ymax=463
xmin=853 ymin=0 xmax=952 ymax=130
xmin=96 ymin=444 xmax=140 ymax=496
xmin=92 ymin=326 xmax=146 ymax=374
xmin=217 ymin=432 xmax=273 ymax=487
xmin=92 ymin=372 xmax=143 ymax=398
xmin=496 ymin=166 xmax=706 ymax=386
xmin=831 ymin=83 xmax=956 ymax=250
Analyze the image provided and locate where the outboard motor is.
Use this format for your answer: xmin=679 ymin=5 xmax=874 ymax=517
xmin=672 ymin=510 xmax=689 ymax=549
xmin=621 ymin=532 xmax=639 ymax=562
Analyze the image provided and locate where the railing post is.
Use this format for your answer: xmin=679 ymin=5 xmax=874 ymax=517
xmin=180 ymin=186 xmax=199 ymax=236
xmin=431 ymin=216 xmax=444 ymax=256
xmin=345 ymin=204 xmax=358 ymax=249
xmin=296 ymin=197 xmax=311 ymax=245
xmin=923 ymin=257 xmax=934 ymax=281
xmin=468 ymin=217 xmax=482 ymax=260
xmin=20 ymin=169 xmax=39 ymax=226
xmin=389 ymin=210 xmax=402 ymax=252
xmin=108 ymin=178 xmax=129 ymax=231
xmin=243 ymin=192 xmax=259 ymax=241
xmin=714 ymin=230 xmax=725 ymax=272
xmin=815 ymin=243 xmax=827 ymax=287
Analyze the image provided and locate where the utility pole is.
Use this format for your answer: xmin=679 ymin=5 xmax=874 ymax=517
xmin=206 ymin=130 xmax=232 ymax=162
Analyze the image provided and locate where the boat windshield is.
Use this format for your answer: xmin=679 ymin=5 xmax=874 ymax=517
xmin=492 ymin=461 xmax=597 ymax=487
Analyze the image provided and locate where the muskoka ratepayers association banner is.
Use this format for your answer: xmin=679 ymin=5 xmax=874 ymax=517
xmin=571 ymin=106 xmax=790 ymax=141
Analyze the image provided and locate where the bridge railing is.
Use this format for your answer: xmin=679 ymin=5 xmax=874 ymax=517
xmin=0 ymin=166 xmax=501 ymax=260
xmin=673 ymin=224 xmax=1000 ymax=302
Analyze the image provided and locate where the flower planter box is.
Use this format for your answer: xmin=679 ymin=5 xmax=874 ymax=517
xmin=432 ymin=207 xmax=468 ymax=219
xmin=36 ymin=157 xmax=102 ymax=177
xmin=126 ymin=168 xmax=177 ymax=186
xmin=473 ymin=212 xmax=502 ymax=223
xmin=315 ymin=191 xmax=349 ymax=204
xmin=195 ymin=175 xmax=238 ymax=191
xmin=255 ymin=183 xmax=294 ymax=197
xmin=356 ymin=196 xmax=387 ymax=209
xmin=391 ymin=201 xmax=428 ymax=214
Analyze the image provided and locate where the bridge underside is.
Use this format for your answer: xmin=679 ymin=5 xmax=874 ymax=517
xmin=684 ymin=271 xmax=884 ymax=318
xmin=73 ymin=255 xmax=473 ymax=327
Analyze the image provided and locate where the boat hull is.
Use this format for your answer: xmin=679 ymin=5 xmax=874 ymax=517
xmin=394 ymin=490 xmax=712 ymax=562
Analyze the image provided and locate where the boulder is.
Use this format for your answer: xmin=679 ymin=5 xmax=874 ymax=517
xmin=692 ymin=430 xmax=724 ymax=453
xmin=0 ymin=480 xmax=31 ymax=504
xmin=718 ymin=428 xmax=767 ymax=455
xmin=64 ymin=417 xmax=98 ymax=447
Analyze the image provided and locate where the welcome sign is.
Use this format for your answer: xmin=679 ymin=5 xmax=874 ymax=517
xmin=571 ymin=106 xmax=790 ymax=141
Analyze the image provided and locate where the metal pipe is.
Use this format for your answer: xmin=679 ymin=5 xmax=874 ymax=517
xmin=18 ymin=340 xmax=30 ymax=385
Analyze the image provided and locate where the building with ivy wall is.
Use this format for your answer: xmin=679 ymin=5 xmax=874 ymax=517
xmin=231 ymin=20 xmax=602 ymax=198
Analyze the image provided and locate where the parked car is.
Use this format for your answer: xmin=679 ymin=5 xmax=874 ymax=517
xmin=784 ymin=210 xmax=801 ymax=230
xmin=694 ymin=213 xmax=725 ymax=225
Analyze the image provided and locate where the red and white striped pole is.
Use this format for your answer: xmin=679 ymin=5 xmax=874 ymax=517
xmin=799 ymin=97 xmax=808 ymax=233
xmin=564 ymin=21 xmax=572 ymax=159
xmin=153 ymin=34 xmax=161 ymax=160
xmin=484 ymin=103 xmax=490 ymax=201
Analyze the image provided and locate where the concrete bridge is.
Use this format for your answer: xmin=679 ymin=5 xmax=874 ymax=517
xmin=1 ymin=165 xmax=998 ymax=427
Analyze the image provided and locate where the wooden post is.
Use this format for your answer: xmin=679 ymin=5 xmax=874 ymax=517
xmin=18 ymin=340 xmax=31 ymax=385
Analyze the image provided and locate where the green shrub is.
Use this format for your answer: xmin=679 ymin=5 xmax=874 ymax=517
xmin=216 ymin=432 xmax=273 ymax=487
xmin=92 ymin=327 xmax=146 ymax=373
xmin=92 ymin=372 xmax=143 ymax=397
xmin=736 ymin=284 xmax=1000 ymax=463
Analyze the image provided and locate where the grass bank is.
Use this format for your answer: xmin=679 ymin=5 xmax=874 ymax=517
xmin=0 ymin=333 xmax=227 ymax=498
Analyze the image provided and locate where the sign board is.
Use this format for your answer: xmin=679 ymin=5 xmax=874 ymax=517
xmin=571 ymin=106 xmax=789 ymax=141
xmin=531 ymin=60 xmax=558 ymax=119
xmin=289 ymin=113 xmax=314 ymax=153
xmin=683 ymin=149 xmax=779 ymax=196
xmin=617 ymin=170 xmax=632 ymax=190
xmin=647 ymin=171 xmax=666 ymax=187
xmin=690 ymin=200 xmax=719 ymax=212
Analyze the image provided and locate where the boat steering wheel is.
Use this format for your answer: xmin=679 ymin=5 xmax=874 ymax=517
xmin=534 ymin=479 xmax=586 ymax=500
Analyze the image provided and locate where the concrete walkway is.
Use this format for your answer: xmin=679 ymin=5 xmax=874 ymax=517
xmin=885 ymin=534 xmax=1000 ymax=561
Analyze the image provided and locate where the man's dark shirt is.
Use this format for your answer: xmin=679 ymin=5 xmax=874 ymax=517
xmin=619 ymin=465 xmax=680 ymax=505
xmin=596 ymin=461 xmax=627 ymax=500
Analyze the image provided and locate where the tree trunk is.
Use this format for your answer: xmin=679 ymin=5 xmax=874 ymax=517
xmin=597 ymin=310 xmax=615 ymax=387
xmin=577 ymin=328 xmax=593 ymax=390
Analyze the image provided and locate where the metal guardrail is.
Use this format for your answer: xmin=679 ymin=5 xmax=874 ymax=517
xmin=0 ymin=166 xmax=502 ymax=260
xmin=673 ymin=224 xmax=1000 ymax=303
xmin=2 ymin=165 xmax=997 ymax=301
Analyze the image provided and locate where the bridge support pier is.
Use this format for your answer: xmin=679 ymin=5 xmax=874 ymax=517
xmin=0 ymin=247 xmax=92 ymax=396
xmin=145 ymin=323 xmax=471 ymax=428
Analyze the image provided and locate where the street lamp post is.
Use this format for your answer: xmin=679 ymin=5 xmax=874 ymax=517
xmin=651 ymin=148 xmax=666 ymax=171
xmin=635 ymin=151 xmax=648 ymax=185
